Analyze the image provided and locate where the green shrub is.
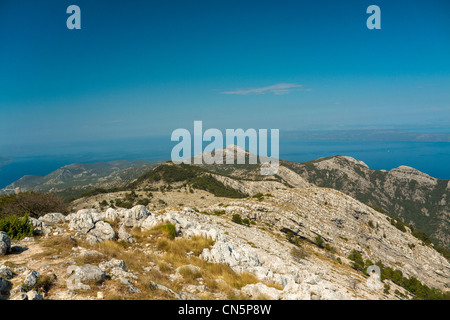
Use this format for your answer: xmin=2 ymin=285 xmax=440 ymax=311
xmin=231 ymin=214 xmax=243 ymax=225
xmin=115 ymin=199 xmax=134 ymax=209
xmin=252 ymin=193 xmax=264 ymax=201
xmin=324 ymin=243 xmax=336 ymax=253
xmin=136 ymin=198 xmax=150 ymax=206
xmin=125 ymin=191 xmax=138 ymax=202
xmin=160 ymin=223 xmax=177 ymax=240
xmin=191 ymin=175 xmax=247 ymax=198
xmin=389 ymin=216 xmax=407 ymax=232
xmin=348 ymin=250 xmax=365 ymax=272
xmin=375 ymin=260 xmax=449 ymax=300
xmin=285 ymin=231 xmax=302 ymax=246
xmin=0 ymin=214 xmax=34 ymax=240
xmin=315 ymin=235 xmax=324 ymax=248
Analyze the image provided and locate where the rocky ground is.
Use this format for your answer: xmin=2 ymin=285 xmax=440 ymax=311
xmin=1 ymin=187 xmax=449 ymax=300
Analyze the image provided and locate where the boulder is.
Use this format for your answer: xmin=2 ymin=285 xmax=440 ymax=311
xmin=122 ymin=205 xmax=150 ymax=227
xmin=66 ymin=264 xmax=106 ymax=291
xmin=99 ymin=258 xmax=127 ymax=271
xmin=0 ymin=277 xmax=13 ymax=295
xmin=67 ymin=209 xmax=101 ymax=233
xmin=200 ymin=241 xmax=261 ymax=269
xmin=86 ymin=234 xmax=101 ymax=246
xmin=88 ymin=221 xmax=116 ymax=241
xmin=148 ymin=281 xmax=181 ymax=300
xmin=0 ymin=232 xmax=11 ymax=256
xmin=141 ymin=215 xmax=165 ymax=230
xmin=23 ymin=271 xmax=40 ymax=290
xmin=242 ymin=283 xmax=282 ymax=300
xmin=10 ymin=293 xmax=28 ymax=300
xmin=118 ymin=225 xmax=135 ymax=243
xmin=39 ymin=212 xmax=66 ymax=225
xmin=27 ymin=290 xmax=44 ymax=300
xmin=99 ymin=258 xmax=137 ymax=280
xmin=119 ymin=277 xmax=141 ymax=294
xmin=0 ymin=265 xmax=13 ymax=279
xmin=102 ymin=208 xmax=119 ymax=222
xmin=28 ymin=217 xmax=43 ymax=228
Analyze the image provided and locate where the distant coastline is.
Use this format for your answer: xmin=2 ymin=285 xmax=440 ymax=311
xmin=1 ymin=134 xmax=449 ymax=189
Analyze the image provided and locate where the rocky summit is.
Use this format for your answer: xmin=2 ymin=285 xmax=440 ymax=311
xmin=1 ymin=188 xmax=449 ymax=300
xmin=0 ymin=149 xmax=449 ymax=300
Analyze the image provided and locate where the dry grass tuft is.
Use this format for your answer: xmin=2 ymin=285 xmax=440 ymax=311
xmin=76 ymin=223 xmax=280 ymax=300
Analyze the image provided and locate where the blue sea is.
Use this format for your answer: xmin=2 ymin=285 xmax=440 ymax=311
xmin=1 ymin=137 xmax=450 ymax=189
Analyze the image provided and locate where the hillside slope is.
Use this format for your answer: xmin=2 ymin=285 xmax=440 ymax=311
xmin=2 ymin=186 xmax=448 ymax=300
xmin=281 ymin=156 xmax=450 ymax=249
xmin=3 ymin=160 xmax=162 ymax=199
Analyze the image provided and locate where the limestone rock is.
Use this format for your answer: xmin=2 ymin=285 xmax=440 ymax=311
xmin=88 ymin=221 xmax=116 ymax=242
xmin=118 ymin=225 xmax=135 ymax=243
xmin=0 ymin=231 xmax=11 ymax=256
xmin=148 ymin=281 xmax=181 ymax=300
xmin=120 ymin=205 xmax=150 ymax=227
xmin=10 ymin=293 xmax=28 ymax=300
xmin=242 ymin=283 xmax=282 ymax=300
xmin=99 ymin=259 xmax=127 ymax=271
xmin=102 ymin=208 xmax=119 ymax=222
xmin=0 ymin=277 xmax=13 ymax=295
xmin=0 ymin=265 xmax=13 ymax=279
xmin=27 ymin=290 xmax=44 ymax=300
xmin=66 ymin=264 xmax=106 ymax=290
xmin=67 ymin=209 xmax=101 ymax=233
xmin=23 ymin=271 xmax=40 ymax=290
xmin=39 ymin=212 xmax=66 ymax=225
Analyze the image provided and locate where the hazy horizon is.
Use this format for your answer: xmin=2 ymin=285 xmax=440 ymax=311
xmin=1 ymin=0 xmax=449 ymax=185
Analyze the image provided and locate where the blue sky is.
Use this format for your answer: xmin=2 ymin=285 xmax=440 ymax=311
xmin=1 ymin=0 xmax=449 ymax=147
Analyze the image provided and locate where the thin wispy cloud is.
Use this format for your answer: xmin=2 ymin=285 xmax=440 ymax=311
xmin=221 ymin=83 xmax=311 ymax=95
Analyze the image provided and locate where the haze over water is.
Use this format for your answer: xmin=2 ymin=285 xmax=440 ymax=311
xmin=1 ymin=136 xmax=449 ymax=189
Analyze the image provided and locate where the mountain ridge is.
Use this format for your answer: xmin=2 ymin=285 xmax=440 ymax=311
xmin=3 ymin=149 xmax=449 ymax=249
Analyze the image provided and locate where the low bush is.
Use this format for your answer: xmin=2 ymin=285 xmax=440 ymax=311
xmin=315 ymin=235 xmax=324 ymax=248
xmin=231 ymin=214 xmax=243 ymax=225
xmin=291 ymin=246 xmax=309 ymax=262
xmin=0 ymin=214 xmax=33 ymax=240
xmin=0 ymin=192 xmax=68 ymax=218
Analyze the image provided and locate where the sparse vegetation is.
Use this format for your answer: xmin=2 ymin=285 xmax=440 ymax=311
xmin=251 ymin=193 xmax=264 ymax=201
xmin=127 ymin=163 xmax=248 ymax=199
xmin=324 ymin=243 xmax=336 ymax=253
xmin=35 ymin=274 xmax=57 ymax=295
xmin=315 ymin=235 xmax=324 ymax=248
xmin=285 ymin=231 xmax=302 ymax=246
xmin=115 ymin=198 xmax=134 ymax=209
xmin=231 ymin=214 xmax=243 ymax=225
xmin=0 ymin=192 xmax=68 ymax=219
xmin=389 ymin=216 xmax=407 ymax=233
xmin=347 ymin=250 xmax=372 ymax=274
xmin=290 ymin=246 xmax=309 ymax=262
xmin=375 ymin=260 xmax=449 ymax=300
xmin=383 ymin=283 xmax=390 ymax=295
